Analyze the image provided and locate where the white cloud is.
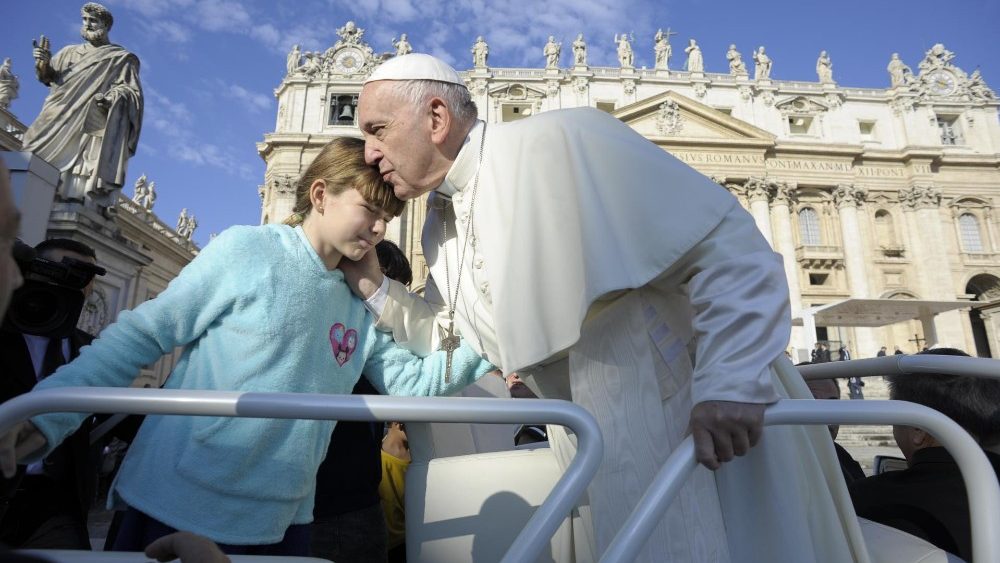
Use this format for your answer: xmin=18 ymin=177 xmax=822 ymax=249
xmin=227 ymin=84 xmax=272 ymax=113
xmin=143 ymin=86 xmax=256 ymax=180
xmin=192 ymin=0 xmax=253 ymax=32
xmin=148 ymin=20 xmax=193 ymax=44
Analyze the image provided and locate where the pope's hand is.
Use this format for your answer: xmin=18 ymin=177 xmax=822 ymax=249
xmin=0 ymin=421 xmax=48 ymax=478
xmin=688 ymin=400 xmax=766 ymax=470
xmin=340 ymin=248 xmax=384 ymax=300
xmin=145 ymin=531 xmax=232 ymax=563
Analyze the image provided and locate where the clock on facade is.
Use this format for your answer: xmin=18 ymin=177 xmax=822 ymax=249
xmin=332 ymin=47 xmax=365 ymax=75
xmin=926 ymin=69 xmax=958 ymax=96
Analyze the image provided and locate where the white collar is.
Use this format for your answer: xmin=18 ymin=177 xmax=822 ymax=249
xmin=436 ymin=120 xmax=486 ymax=199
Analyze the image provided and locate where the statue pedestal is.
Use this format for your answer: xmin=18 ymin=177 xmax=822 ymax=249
xmin=572 ymin=64 xmax=588 ymax=73
xmin=2 ymin=150 xmax=59 ymax=245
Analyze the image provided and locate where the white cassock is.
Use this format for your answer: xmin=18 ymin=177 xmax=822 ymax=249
xmin=367 ymin=108 xmax=868 ymax=562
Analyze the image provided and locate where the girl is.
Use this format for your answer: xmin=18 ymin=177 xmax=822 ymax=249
xmin=2 ymin=137 xmax=493 ymax=555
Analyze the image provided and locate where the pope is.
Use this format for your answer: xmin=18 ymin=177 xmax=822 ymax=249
xmin=343 ymin=53 xmax=866 ymax=562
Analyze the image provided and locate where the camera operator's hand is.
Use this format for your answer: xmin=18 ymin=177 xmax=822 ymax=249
xmin=0 ymin=421 xmax=47 ymax=478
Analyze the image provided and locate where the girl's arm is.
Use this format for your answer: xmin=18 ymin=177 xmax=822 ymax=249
xmin=363 ymin=328 xmax=494 ymax=397
xmin=24 ymin=229 xmax=249 ymax=454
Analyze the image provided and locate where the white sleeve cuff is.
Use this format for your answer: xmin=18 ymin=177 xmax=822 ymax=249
xmin=363 ymin=275 xmax=390 ymax=316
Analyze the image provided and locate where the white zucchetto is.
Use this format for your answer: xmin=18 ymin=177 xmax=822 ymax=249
xmin=364 ymin=53 xmax=464 ymax=85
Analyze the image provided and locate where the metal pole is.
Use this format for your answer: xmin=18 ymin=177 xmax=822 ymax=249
xmin=0 ymin=388 xmax=603 ymax=563
xmin=600 ymin=399 xmax=1000 ymax=563
xmin=797 ymin=354 xmax=1000 ymax=381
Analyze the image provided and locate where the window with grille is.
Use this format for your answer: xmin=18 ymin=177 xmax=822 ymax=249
xmin=959 ymin=213 xmax=984 ymax=252
xmin=798 ymin=207 xmax=821 ymax=246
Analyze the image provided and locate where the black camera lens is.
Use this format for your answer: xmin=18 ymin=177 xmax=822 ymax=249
xmin=3 ymin=282 xmax=83 ymax=337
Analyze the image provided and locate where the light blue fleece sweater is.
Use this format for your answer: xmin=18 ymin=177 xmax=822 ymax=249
xmin=29 ymin=224 xmax=494 ymax=545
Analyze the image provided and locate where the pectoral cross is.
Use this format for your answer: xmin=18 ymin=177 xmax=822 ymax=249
xmin=440 ymin=319 xmax=461 ymax=383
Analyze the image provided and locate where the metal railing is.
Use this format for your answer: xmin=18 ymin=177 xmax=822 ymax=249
xmin=0 ymin=388 xmax=603 ymax=563
xmin=797 ymin=354 xmax=1000 ymax=381
xmin=600 ymin=399 xmax=1000 ymax=563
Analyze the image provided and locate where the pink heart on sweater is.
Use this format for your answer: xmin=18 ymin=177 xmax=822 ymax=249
xmin=329 ymin=323 xmax=358 ymax=367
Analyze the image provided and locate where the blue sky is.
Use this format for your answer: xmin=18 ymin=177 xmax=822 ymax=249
xmin=3 ymin=0 xmax=998 ymax=246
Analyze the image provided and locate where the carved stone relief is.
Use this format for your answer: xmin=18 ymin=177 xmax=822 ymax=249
xmin=654 ymin=100 xmax=683 ymax=135
xmin=899 ymin=184 xmax=942 ymax=209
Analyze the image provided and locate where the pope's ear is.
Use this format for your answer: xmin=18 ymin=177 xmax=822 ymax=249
xmin=427 ymin=96 xmax=451 ymax=146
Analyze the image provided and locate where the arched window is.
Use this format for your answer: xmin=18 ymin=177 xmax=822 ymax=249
xmin=874 ymin=210 xmax=896 ymax=247
xmin=959 ymin=213 xmax=984 ymax=252
xmin=798 ymin=207 xmax=821 ymax=246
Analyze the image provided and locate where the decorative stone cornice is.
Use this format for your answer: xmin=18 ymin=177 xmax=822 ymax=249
xmin=900 ymin=184 xmax=943 ymax=209
xmin=833 ymin=183 xmax=868 ymax=208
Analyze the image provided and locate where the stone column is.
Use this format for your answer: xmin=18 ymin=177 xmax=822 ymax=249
xmin=833 ymin=184 xmax=871 ymax=296
xmin=900 ymin=184 xmax=965 ymax=347
xmin=985 ymin=207 xmax=999 ymax=252
xmin=833 ymin=184 xmax=876 ymax=355
xmin=919 ymin=309 xmax=939 ymax=347
xmin=770 ymin=182 xmax=806 ymax=352
xmin=745 ymin=177 xmax=773 ymax=247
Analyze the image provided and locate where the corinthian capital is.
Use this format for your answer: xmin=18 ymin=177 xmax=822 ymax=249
xmin=771 ymin=181 xmax=797 ymax=206
xmin=745 ymin=176 xmax=771 ymax=203
xmin=900 ymin=184 xmax=942 ymax=209
xmin=833 ymin=183 xmax=867 ymax=208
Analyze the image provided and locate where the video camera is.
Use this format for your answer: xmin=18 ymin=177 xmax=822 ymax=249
xmin=2 ymin=239 xmax=107 ymax=338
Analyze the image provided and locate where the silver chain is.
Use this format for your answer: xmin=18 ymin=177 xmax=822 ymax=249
xmin=443 ymin=123 xmax=487 ymax=325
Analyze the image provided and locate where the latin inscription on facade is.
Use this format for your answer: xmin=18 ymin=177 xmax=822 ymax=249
xmin=670 ymin=151 xmax=765 ymax=166
xmin=669 ymin=151 xmax=934 ymax=178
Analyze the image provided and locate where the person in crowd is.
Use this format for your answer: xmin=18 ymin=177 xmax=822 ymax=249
xmin=0 ymin=138 xmax=494 ymax=557
xmin=311 ymin=239 xmax=414 ymax=563
xmin=343 ymin=53 xmax=862 ymax=562
xmin=848 ymin=376 xmax=865 ymax=400
xmin=803 ymin=370 xmax=866 ymax=484
xmin=0 ymin=238 xmax=116 ymax=550
xmin=894 ymin=346 xmax=904 ymax=355
xmin=379 ymin=421 xmax=410 ymax=563
xmin=839 ymin=346 xmax=851 ymax=361
xmin=877 ymin=346 xmax=887 ymax=357
xmin=849 ymin=348 xmax=1000 ymax=562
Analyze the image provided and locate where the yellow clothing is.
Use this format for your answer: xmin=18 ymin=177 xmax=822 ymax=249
xmin=379 ymin=449 xmax=410 ymax=549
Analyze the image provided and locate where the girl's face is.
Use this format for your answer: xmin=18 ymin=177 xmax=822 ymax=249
xmin=307 ymin=185 xmax=392 ymax=268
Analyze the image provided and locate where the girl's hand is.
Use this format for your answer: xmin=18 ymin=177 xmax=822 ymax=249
xmin=340 ymin=247 xmax=384 ymax=300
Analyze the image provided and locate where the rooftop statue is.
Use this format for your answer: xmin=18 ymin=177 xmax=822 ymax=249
xmin=0 ymin=58 xmax=18 ymax=110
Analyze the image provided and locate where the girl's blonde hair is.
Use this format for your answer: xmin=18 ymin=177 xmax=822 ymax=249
xmin=283 ymin=136 xmax=404 ymax=226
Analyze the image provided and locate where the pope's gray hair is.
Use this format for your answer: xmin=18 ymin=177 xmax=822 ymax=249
xmin=386 ymin=80 xmax=478 ymax=126
xmin=82 ymin=2 xmax=114 ymax=29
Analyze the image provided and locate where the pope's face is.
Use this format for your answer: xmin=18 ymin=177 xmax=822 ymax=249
xmin=358 ymin=81 xmax=446 ymax=201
